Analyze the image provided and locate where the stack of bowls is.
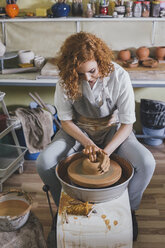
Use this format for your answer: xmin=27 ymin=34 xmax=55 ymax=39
xmin=140 ymin=99 xmax=165 ymax=146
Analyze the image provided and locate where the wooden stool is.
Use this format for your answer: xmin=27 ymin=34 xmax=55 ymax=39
xmin=0 ymin=212 xmax=47 ymax=248
xmin=57 ymin=188 xmax=133 ymax=248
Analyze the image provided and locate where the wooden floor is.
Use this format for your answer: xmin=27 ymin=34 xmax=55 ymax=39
xmin=2 ymin=141 xmax=165 ymax=248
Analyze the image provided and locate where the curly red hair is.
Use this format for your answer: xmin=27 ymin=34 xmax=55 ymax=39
xmin=55 ymin=32 xmax=114 ymax=100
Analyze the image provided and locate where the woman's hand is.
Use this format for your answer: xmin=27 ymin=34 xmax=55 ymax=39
xmin=83 ymin=145 xmax=101 ymax=162
xmin=97 ymin=151 xmax=110 ymax=174
xmin=83 ymin=146 xmax=110 ymax=174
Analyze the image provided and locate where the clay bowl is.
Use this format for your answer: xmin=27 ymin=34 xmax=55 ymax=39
xmin=118 ymin=49 xmax=131 ymax=61
xmin=0 ymin=189 xmax=32 ymax=231
xmin=123 ymin=59 xmax=139 ymax=68
xmin=56 ymin=152 xmax=134 ymax=203
xmin=136 ymin=46 xmax=150 ymax=61
xmin=142 ymin=58 xmax=158 ymax=68
xmin=155 ymin=46 xmax=165 ymax=60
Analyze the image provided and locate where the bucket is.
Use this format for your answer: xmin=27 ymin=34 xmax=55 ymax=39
xmin=140 ymin=99 xmax=165 ymax=129
xmin=142 ymin=126 xmax=165 ymax=146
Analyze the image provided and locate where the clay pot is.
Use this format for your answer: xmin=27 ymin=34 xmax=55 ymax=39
xmin=155 ymin=46 xmax=165 ymax=60
xmin=118 ymin=49 xmax=131 ymax=61
xmin=136 ymin=46 xmax=150 ymax=61
xmin=5 ymin=4 xmax=19 ymax=18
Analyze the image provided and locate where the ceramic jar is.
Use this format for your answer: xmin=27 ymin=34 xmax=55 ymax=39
xmin=100 ymin=5 xmax=108 ymax=15
xmin=72 ymin=2 xmax=83 ymax=16
xmin=136 ymin=46 xmax=150 ymax=60
xmin=155 ymin=46 xmax=165 ymax=60
xmin=18 ymin=50 xmax=35 ymax=64
xmin=118 ymin=49 xmax=131 ymax=61
xmin=51 ymin=3 xmax=70 ymax=17
xmin=5 ymin=3 xmax=19 ymax=18
xmin=86 ymin=3 xmax=93 ymax=18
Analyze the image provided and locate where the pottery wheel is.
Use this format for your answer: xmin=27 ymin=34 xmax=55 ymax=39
xmin=67 ymin=158 xmax=122 ymax=188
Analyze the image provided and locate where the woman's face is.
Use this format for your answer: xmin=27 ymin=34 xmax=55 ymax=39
xmin=77 ymin=60 xmax=100 ymax=87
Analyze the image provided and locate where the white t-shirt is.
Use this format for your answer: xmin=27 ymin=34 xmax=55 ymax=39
xmin=54 ymin=62 xmax=136 ymax=124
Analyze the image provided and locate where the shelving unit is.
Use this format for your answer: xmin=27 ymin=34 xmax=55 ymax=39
xmin=0 ymin=91 xmax=27 ymax=192
xmin=0 ymin=16 xmax=164 ymax=87
xmin=0 ymin=17 xmax=164 ymax=45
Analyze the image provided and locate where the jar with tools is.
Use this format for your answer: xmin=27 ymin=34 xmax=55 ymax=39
xmin=124 ymin=1 xmax=133 ymax=17
xmin=142 ymin=1 xmax=150 ymax=17
xmin=72 ymin=0 xmax=83 ymax=16
xmin=99 ymin=0 xmax=110 ymax=15
xmin=114 ymin=5 xmax=125 ymax=17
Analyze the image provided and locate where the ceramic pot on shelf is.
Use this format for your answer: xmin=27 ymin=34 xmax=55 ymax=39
xmin=118 ymin=49 xmax=131 ymax=61
xmin=136 ymin=46 xmax=150 ymax=61
xmin=100 ymin=5 xmax=108 ymax=15
xmin=5 ymin=3 xmax=19 ymax=18
xmin=72 ymin=2 xmax=83 ymax=16
xmin=155 ymin=46 xmax=165 ymax=60
xmin=51 ymin=2 xmax=70 ymax=17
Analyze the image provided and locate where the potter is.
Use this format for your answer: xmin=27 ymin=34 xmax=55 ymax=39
xmin=36 ymin=32 xmax=155 ymax=242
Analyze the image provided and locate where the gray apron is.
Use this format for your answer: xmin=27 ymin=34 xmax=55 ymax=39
xmin=74 ymin=111 xmax=119 ymax=145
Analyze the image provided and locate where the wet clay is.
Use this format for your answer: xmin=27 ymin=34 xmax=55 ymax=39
xmin=0 ymin=200 xmax=29 ymax=217
xmin=68 ymin=157 xmax=122 ymax=188
xmin=82 ymin=153 xmax=110 ymax=175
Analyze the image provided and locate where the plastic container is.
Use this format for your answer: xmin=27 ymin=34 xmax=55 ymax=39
xmin=133 ymin=1 xmax=142 ymax=17
xmin=151 ymin=1 xmax=160 ymax=17
xmin=142 ymin=126 xmax=165 ymax=146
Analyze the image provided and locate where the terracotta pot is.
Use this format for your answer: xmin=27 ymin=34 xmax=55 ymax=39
xmin=136 ymin=46 xmax=150 ymax=60
xmin=5 ymin=4 xmax=19 ymax=18
xmin=155 ymin=46 xmax=165 ymax=60
xmin=118 ymin=49 xmax=131 ymax=61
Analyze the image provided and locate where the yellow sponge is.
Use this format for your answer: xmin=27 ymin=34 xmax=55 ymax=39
xmin=36 ymin=8 xmax=47 ymax=17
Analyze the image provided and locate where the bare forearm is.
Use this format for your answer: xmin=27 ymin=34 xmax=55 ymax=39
xmin=61 ymin=120 xmax=94 ymax=147
xmin=104 ymin=123 xmax=133 ymax=156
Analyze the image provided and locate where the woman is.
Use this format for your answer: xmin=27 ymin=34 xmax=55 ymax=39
xmin=36 ymin=32 xmax=155 ymax=241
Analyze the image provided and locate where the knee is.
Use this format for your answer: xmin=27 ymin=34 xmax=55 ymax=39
xmin=139 ymin=151 xmax=156 ymax=176
xmin=36 ymin=148 xmax=56 ymax=173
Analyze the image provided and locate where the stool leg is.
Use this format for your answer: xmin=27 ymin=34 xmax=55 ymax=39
xmin=42 ymin=184 xmax=54 ymax=221
xmin=42 ymin=185 xmax=57 ymax=248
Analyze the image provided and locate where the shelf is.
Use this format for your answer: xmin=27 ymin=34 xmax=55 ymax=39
xmin=0 ymin=70 xmax=165 ymax=87
xmin=0 ymin=17 xmax=165 ymax=23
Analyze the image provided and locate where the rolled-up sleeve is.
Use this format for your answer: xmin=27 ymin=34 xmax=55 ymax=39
xmin=116 ymin=69 xmax=136 ymax=124
xmin=54 ymin=82 xmax=73 ymax=121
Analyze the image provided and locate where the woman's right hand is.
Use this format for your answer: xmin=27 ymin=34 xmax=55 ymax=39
xmin=83 ymin=145 xmax=101 ymax=162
